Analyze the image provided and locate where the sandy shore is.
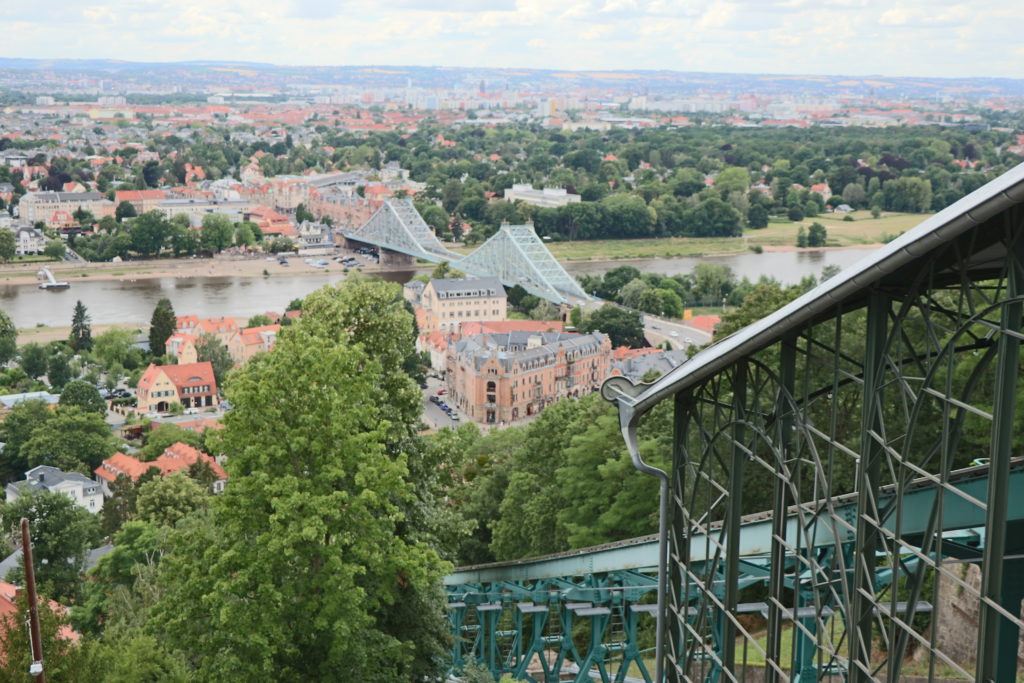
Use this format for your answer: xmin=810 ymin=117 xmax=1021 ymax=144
xmin=0 ymin=254 xmax=420 ymax=287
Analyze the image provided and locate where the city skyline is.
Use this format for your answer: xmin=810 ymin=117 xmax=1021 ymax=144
xmin=0 ymin=0 xmax=1020 ymax=80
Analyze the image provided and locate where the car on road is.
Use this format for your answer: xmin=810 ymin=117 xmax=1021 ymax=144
xmin=437 ymin=388 xmax=447 ymax=395
xmin=670 ymin=331 xmax=679 ymax=337
xmin=449 ymin=413 xmax=460 ymax=421
xmin=684 ymin=337 xmax=694 ymax=345
xmin=279 ymin=259 xmax=289 ymax=266
xmin=184 ymin=407 xmax=200 ymax=415
xmin=429 ymin=395 xmax=440 ymax=404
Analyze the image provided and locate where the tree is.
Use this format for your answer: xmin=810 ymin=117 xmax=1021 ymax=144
xmin=195 ymin=333 xmax=233 ymax=389
xmin=17 ymin=342 xmax=48 ymax=378
xmin=199 ymin=214 xmax=233 ymax=253
xmin=0 ymin=310 xmax=15 ymax=365
xmin=0 ymin=399 xmax=52 ymax=482
xmin=21 ymin=406 xmax=115 ymax=473
xmin=580 ymin=304 xmax=645 ymax=348
xmin=294 ymin=203 xmax=315 ymax=224
xmin=807 ymin=222 xmax=828 ymax=247
xmin=787 ymin=205 xmax=805 ymax=222
xmin=43 ymin=239 xmax=66 ymax=260
xmin=0 ymin=229 xmax=15 ymax=262
xmin=139 ymin=423 xmax=205 ymax=462
xmin=148 ymin=298 xmax=176 ymax=357
xmin=93 ymin=327 xmax=137 ymax=370
xmin=0 ymin=491 xmax=101 ymax=602
xmin=0 ymin=589 xmax=95 ymax=680
xmin=268 ymin=236 xmax=294 ymax=253
xmin=246 ymin=314 xmax=272 ymax=327
xmin=147 ymin=286 xmax=448 ymax=679
xmin=60 ymin=379 xmax=107 ymax=415
xmin=135 ymin=472 xmax=209 ymax=528
xmin=47 ymin=352 xmax=72 ymax=390
xmin=747 ymin=204 xmax=769 ymax=229
xmin=234 ymin=222 xmax=254 ymax=247
xmin=69 ymin=299 xmax=92 ymax=351
xmin=115 ymin=200 xmax=137 ymax=221
xmin=714 ymin=166 xmax=751 ymax=195
xmin=796 ymin=225 xmax=808 ymax=248
xmin=129 ymin=211 xmax=169 ymax=257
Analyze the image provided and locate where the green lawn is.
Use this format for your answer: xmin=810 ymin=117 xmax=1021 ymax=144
xmin=452 ymin=211 xmax=933 ymax=262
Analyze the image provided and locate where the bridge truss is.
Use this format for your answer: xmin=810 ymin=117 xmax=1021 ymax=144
xmin=344 ymin=199 xmax=590 ymax=304
xmin=447 ymin=163 xmax=1024 ymax=681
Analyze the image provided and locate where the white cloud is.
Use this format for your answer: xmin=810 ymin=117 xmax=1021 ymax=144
xmin=0 ymin=0 xmax=1016 ymax=77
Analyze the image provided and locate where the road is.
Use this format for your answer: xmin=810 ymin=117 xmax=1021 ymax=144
xmin=642 ymin=314 xmax=713 ymax=351
xmin=422 ymin=376 xmax=462 ymax=430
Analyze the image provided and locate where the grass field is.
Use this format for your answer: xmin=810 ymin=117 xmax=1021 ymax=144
xmin=455 ymin=211 xmax=932 ymax=262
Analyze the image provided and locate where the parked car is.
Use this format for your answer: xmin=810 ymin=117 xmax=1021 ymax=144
xmin=184 ymin=407 xmax=200 ymax=415
xmin=684 ymin=337 xmax=694 ymax=345
xmin=429 ymin=395 xmax=440 ymax=404
xmin=449 ymin=413 xmax=460 ymax=421
xmin=437 ymin=388 xmax=447 ymax=395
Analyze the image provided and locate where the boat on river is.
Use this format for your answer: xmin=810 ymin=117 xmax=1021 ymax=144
xmin=36 ymin=267 xmax=70 ymax=290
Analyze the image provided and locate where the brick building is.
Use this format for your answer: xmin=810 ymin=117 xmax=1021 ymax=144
xmin=446 ymin=330 xmax=611 ymax=424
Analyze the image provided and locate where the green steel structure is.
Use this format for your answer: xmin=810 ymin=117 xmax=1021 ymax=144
xmin=446 ymin=164 xmax=1024 ymax=681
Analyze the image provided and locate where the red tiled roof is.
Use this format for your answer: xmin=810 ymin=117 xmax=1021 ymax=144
xmin=459 ymin=320 xmax=564 ymax=336
xmin=95 ymin=442 xmax=226 ymax=483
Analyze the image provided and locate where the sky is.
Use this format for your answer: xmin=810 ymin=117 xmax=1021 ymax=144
xmin=0 ymin=0 xmax=1021 ymax=79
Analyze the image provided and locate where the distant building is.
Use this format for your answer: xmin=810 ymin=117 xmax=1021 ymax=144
xmin=165 ymin=332 xmax=199 ymax=364
xmin=503 ymin=184 xmax=581 ymax=208
xmin=95 ymin=442 xmax=227 ymax=495
xmin=6 ymin=466 xmax=104 ymax=513
xmin=446 ymin=330 xmax=612 ymax=424
xmin=12 ymin=226 xmax=46 ymax=255
xmin=227 ymin=324 xmax=280 ymax=365
xmin=416 ymin=277 xmax=507 ymax=335
xmin=136 ymin=362 xmax=217 ymax=412
xmin=611 ymin=347 xmax=689 ymax=382
xmin=19 ymin=191 xmax=115 ymax=227
xmin=114 ymin=189 xmax=167 ymax=214
xmin=0 ymin=391 xmax=59 ymax=415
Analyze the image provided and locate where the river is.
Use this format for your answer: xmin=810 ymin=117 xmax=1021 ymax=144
xmin=0 ymin=247 xmax=879 ymax=328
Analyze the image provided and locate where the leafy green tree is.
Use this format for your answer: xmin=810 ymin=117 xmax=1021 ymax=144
xmin=18 ymin=342 xmax=48 ymax=378
xmin=115 ymin=200 xmax=137 ymax=221
xmin=0 ymin=491 xmax=102 ymax=601
xmin=21 ymin=406 xmax=115 ymax=473
xmin=43 ymin=238 xmax=66 ymax=260
xmin=285 ymin=297 xmax=304 ymax=312
xmin=195 ymin=333 xmax=233 ymax=389
xmin=47 ymin=352 xmax=72 ymax=390
xmin=796 ymin=225 xmax=808 ymax=248
xmin=580 ymin=304 xmax=644 ymax=348
xmin=199 ymin=214 xmax=233 ymax=253
xmin=135 ymin=472 xmax=209 ymax=528
xmin=0 ymin=588 xmax=96 ymax=680
xmin=788 ymin=205 xmax=805 ymax=222
xmin=747 ymin=204 xmax=769 ymax=229
xmin=0 ymin=399 xmax=51 ymax=482
xmin=148 ymin=297 xmax=448 ymax=679
xmin=246 ymin=314 xmax=272 ymax=327
xmin=807 ymin=222 xmax=828 ymax=247
xmin=129 ymin=211 xmax=169 ymax=257
xmin=69 ymin=299 xmax=92 ymax=351
xmin=234 ymin=222 xmax=254 ymax=247
xmin=93 ymin=327 xmax=137 ymax=369
xmin=148 ymin=298 xmax=176 ymax=357
xmin=0 ymin=310 xmax=15 ymax=365
xmin=294 ymin=203 xmax=315 ymax=223
xmin=714 ymin=166 xmax=751 ymax=194
xmin=0 ymin=229 xmax=15 ymax=262
xmin=60 ymin=379 xmax=106 ymax=414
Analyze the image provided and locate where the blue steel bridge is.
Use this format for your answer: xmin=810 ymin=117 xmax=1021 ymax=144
xmin=444 ymin=162 xmax=1024 ymax=682
xmin=340 ymin=198 xmax=590 ymax=305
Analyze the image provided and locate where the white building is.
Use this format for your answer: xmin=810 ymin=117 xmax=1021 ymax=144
xmin=5 ymin=466 xmax=104 ymax=513
xmin=13 ymin=226 xmax=46 ymax=255
xmin=503 ymin=184 xmax=582 ymax=208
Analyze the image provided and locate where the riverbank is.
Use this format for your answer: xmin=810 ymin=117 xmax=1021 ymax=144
xmin=0 ymin=253 xmax=419 ymax=287
xmin=455 ymin=210 xmax=926 ymax=263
